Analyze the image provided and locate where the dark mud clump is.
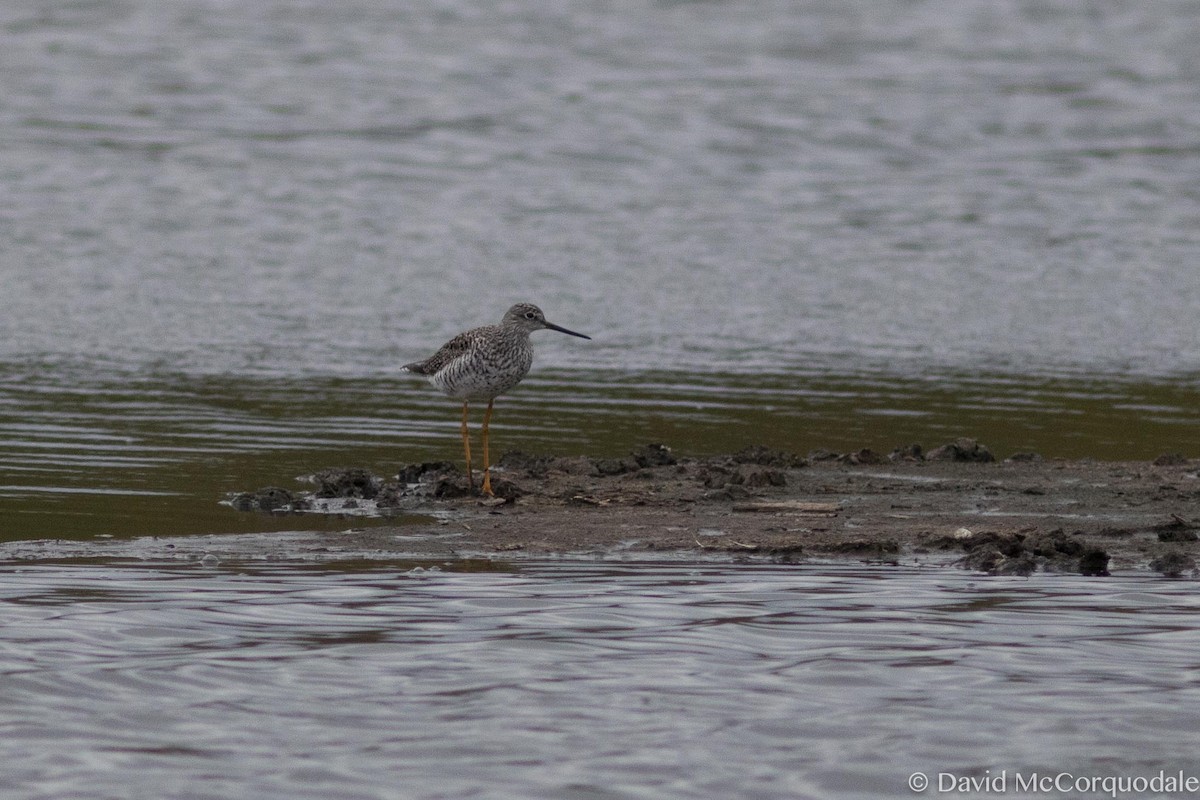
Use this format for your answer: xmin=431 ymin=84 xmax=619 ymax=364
xmin=382 ymin=462 xmax=525 ymax=507
xmin=395 ymin=461 xmax=459 ymax=483
xmin=308 ymin=467 xmax=381 ymax=499
xmin=228 ymin=486 xmax=301 ymax=513
xmin=379 ymin=462 xmax=475 ymax=505
xmin=699 ymin=464 xmax=788 ymax=496
xmin=942 ymin=528 xmax=1109 ymax=577
xmin=695 ymin=446 xmax=800 ymax=494
xmin=1153 ymin=515 xmax=1199 ymax=543
xmin=592 ymin=443 xmax=679 ymax=477
xmin=827 ymin=538 xmax=901 ymax=557
xmin=1148 ymin=550 xmax=1197 ymax=578
xmin=839 ymin=448 xmax=888 ymax=465
xmin=926 ymin=438 xmax=995 ymax=463
xmin=953 ymin=531 xmax=1038 ymax=576
xmin=497 ymin=451 xmax=560 ymax=479
xmin=888 ymin=444 xmax=924 ymax=462
xmin=729 ymin=445 xmax=808 ymax=468
xmin=837 ymin=439 xmax=992 ymax=465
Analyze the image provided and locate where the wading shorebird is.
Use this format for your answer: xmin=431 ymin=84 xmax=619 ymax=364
xmin=401 ymin=303 xmax=591 ymax=496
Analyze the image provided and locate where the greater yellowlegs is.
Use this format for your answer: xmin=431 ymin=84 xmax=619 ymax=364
xmin=402 ymin=303 xmax=591 ymax=496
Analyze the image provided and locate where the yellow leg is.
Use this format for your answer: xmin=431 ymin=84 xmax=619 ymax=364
xmin=460 ymin=401 xmax=473 ymax=490
xmin=481 ymin=399 xmax=495 ymax=496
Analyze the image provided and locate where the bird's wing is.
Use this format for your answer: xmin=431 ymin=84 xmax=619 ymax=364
xmin=402 ymin=329 xmax=477 ymax=375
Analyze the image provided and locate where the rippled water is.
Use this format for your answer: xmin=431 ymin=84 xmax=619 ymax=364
xmin=3 ymin=5 xmax=1200 ymax=794
xmin=1 ymin=558 xmax=1198 ymax=799
xmin=3 ymin=1 xmax=1200 ymax=378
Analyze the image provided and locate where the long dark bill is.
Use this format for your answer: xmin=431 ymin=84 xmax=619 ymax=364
xmin=544 ymin=321 xmax=592 ymax=340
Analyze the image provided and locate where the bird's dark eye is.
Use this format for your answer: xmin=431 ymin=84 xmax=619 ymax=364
xmin=524 ymin=311 xmax=537 ymax=320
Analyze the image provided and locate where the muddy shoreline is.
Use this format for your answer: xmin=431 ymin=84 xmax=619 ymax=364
xmin=216 ymin=441 xmax=1200 ymax=578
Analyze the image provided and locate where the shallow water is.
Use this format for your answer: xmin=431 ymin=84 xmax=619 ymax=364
xmin=1 ymin=557 xmax=1198 ymax=800
xmin=4 ymin=365 xmax=1200 ymax=540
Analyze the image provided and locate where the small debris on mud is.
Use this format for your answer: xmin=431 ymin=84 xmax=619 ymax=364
xmin=1153 ymin=515 xmax=1199 ymax=542
xmin=889 ymin=444 xmax=924 ymax=462
xmin=1148 ymin=550 xmax=1197 ymax=578
xmin=224 ymin=439 xmax=1199 ymax=577
xmin=940 ymin=527 xmax=1110 ymax=576
xmin=840 ymin=448 xmax=886 ymax=465
xmin=926 ymin=438 xmax=995 ymax=463
xmin=228 ymin=486 xmax=299 ymax=513
xmin=307 ymin=468 xmax=381 ymax=499
xmin=729 ymin=445 xmax=808 ymax=468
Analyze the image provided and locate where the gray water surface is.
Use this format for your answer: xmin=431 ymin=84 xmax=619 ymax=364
xmin=2 ymin=0 xmax=1200 ymax=378
xmin=2 ymin=557 xmax=1199 ymax=800
xmin=3 ymin=6 xmax=1200 ymax=795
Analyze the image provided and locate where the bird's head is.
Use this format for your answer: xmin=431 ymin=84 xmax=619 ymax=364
xmin=502 ymin=303 xmax=591 ymax=340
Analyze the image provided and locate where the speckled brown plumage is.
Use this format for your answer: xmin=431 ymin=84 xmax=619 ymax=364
xmin=402 ymin=303 xmax=590 ymax=495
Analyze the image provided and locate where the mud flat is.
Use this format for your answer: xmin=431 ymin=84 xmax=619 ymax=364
xmin=221 ymin=441 xmax=1200 ymax=578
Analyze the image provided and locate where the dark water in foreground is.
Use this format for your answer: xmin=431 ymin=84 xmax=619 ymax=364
xmin=2 ymin=557 xmax=1198 ymax=800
